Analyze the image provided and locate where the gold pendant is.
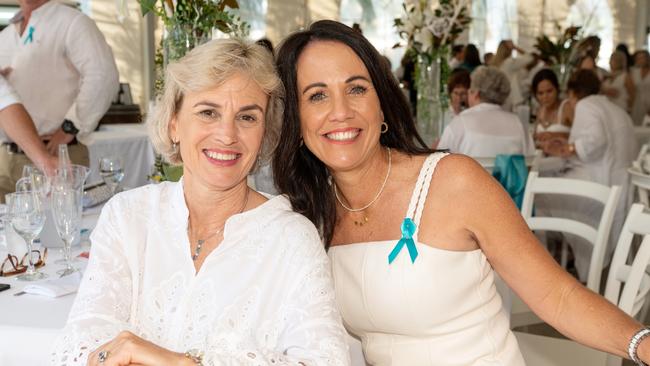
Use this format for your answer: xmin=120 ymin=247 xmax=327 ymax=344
xmin=354 ymin=215 xmax=369 ymax=226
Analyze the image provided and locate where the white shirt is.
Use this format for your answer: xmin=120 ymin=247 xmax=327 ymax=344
xmin=438 ymin=102 xmax=534 ymax=157
xmin=51 ymin=181 xmax=350 ymax=365
xmin=0 ymin=1 xmax=119 ymax=143
xmin=569 ymin=95 xmax=637 ymax=188
xmin=0 ymin=75 xmax=19 ymax=111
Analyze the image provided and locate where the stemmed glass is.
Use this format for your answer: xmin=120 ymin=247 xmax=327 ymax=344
xmin=50 ymin=183 xmax=82 ymax=276
xmin=7 ymin=191 xmax=47 ymax=281
xmin=52 ymin=165 xmax=88 ymax=268
xmin=99 ymin=157 xmax=124 ymax=195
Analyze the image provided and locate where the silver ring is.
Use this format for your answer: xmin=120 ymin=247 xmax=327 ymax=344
xmin=98 ymin=350 xmax=110 ymax=363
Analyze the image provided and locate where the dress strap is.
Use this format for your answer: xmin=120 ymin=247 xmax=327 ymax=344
xmin=557 ymin=99 xmax=567 ymax=125
xmin=405 ymin=152 xmax=448 ymax=240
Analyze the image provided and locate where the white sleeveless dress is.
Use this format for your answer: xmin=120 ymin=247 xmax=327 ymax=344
xmin=329 ymin=153 xmax=525 ymax=366
xmin=536 ymin=100 xmax=571 ymax=134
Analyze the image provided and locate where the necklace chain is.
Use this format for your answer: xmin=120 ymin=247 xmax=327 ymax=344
xmin=334 ymin=147 xmax=391 ymax=213
xmin=189 ymin=188 xmax=250 ymax=261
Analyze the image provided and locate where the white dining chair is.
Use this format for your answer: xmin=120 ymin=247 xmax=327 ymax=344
xmin=515 ymin=203 xmax=650 ymax=366
xmin=520 ymin=172 xmax=621 ymax=293
xmin=475 ymin=149 xmax=542 ymax=173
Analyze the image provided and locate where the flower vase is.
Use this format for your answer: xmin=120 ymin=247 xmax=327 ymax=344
xmin=163 ymin=24 xmax=210 ymax=64
xmin=416 ymin=56 xmax=443 ymax=146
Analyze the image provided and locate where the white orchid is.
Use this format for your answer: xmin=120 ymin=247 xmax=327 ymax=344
xmin=413 ymin=28 xmax=433 ymax=53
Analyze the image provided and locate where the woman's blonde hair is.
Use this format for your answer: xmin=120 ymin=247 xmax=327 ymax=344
xmin=147 ymin=38 xmax=284 ymax=165
xmin=490 ymin=40 xmax=512 ymax=68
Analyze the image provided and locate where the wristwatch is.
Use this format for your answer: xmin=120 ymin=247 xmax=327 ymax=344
xmin=61 ymin=119 xmax=79 ymax=135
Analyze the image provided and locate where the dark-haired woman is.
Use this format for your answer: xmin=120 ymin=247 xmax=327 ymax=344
xmin=458 ymin=43 xmax=482 ymax=73
xmin=531 ymin=68 xmax=573 ymax=147
xmin=274 ymin=20 xmax=650 ymax=366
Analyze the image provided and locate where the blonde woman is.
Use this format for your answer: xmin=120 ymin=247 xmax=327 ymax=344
xmin=51 ymin=39 xmax=349 ymax=366
xmin=491 ymin=40 xmax=536 ymax=110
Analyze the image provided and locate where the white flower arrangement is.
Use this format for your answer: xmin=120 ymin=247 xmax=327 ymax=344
xmin=395 ymin=0 xmax=471 ymax=61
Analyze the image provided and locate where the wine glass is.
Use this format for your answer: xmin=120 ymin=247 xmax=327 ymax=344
xmin=52 ymin=165 xmax=88 ymax=265
xmin=99 ymin=157 xmax=124 ymax=195
xmin=50 ymin=183 xmax=82 ymax=276
xmin=7 ymin=191 xmax=47 ymax=281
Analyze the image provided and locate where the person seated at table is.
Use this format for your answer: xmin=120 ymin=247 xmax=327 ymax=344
xmin=531 ymin=68 xmax=573 ymax=148
xmin=274 ymin=20 xmax=650 ymax=366
xmin=438 ymin=66 xmax=534 ymax=157
xmin=543 ymin=69 xmax=637 ymax=282
xmin=50 ymin=38 xmax=349 ymax=366
xmin=439 ymin=68 xmax=470 ymax=136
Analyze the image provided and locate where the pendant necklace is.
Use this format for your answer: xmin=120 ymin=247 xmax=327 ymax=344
xmin=189 ymin=188 xmax=250 ymax=261
xmin=334 ymin=148 xmax=391 ymax=227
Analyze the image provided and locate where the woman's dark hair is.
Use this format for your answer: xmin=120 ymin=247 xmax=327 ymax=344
xmin=462 ymin=44 xmax=481 ymax=68
xmin=531 ymin=68 xmax=559 ymax=97
xmin=274 ymin=20 xmax=432 ymax=248
xmin=447 ymin=68 xmax=470 ymax=94
xmin=567 ymin=69 xmax=601 ymax=99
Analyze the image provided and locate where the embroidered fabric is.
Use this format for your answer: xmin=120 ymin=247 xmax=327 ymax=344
xmin=50 ymin=182 xmax=349 ymax=365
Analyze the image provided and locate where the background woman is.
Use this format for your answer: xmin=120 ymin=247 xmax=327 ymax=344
xmin=51 ymin=38 xmax=349 ymax=366
xmin=275 ymin=20 xmax=650 ymax=366
xmin=531 ymin=68 xmax=573 ymax=147
xmin=632 ymin=50 xmax=650 ymax=125
xmin=602 ymin=50 xmax=635 ymax=112
xmin=490 ymin=40 xmax=537 ymax=110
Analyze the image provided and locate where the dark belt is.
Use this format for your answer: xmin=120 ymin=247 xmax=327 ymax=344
xmin=3 ymin=137 xmax=78 ymax=154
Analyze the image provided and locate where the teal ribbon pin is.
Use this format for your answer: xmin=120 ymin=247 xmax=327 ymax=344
xmin=23 ymin=26 xmax=34 ymax=45
xmin=388 ymin=218 xmax=419 ymax=264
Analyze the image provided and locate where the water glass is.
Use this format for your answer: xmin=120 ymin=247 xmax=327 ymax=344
xmin=51 ymin=186 xmax=82 ymax=276
xmin=99 ymin=157 xmax=124 ymax=195
xmin=7 ymin=191 xmax=47 ymax=281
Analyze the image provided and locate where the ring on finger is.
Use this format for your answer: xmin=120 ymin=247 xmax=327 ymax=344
xmin=98 ymin=350 xmax=110 ymax=363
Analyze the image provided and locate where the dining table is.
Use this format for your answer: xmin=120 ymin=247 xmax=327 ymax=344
xmin=0 ymin=205 xmax=101 ymax=365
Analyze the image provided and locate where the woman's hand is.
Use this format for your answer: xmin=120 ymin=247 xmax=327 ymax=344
xmin=87 ymin=331 xmax=192 ymax=366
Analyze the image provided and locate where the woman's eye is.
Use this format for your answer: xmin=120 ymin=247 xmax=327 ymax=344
xmin=350 ymin=85 xmax=367 ymax=95
xmin=238 ymin=114 xmax=258 ymax=123
xmin=198 ymin=109 xmax=218 ymax=119
xmin=308 ymin=91 xmax=326 ymax=103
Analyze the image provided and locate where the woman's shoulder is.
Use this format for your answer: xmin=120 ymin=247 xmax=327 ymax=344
xmin=254 ymin=195 xmax=321 ymax=235
xmin=100 ymin=182 xmax=179 ymax=223
xmin=252 ymin=195 xmax=326 ymax=255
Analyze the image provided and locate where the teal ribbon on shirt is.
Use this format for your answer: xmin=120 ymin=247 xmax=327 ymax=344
xmin=23 ymin=26 xmax=34 ymax=45
xmin=388 ymin=218 xmax=419 ymax=264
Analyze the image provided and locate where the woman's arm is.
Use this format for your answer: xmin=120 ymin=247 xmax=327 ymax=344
xmin=435 ymin=154 xmax=649 ymax=361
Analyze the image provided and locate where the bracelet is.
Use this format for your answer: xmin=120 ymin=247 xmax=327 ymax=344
xmin=628 ymin=327 xmax=650 ymax=365
xmin=184 ymin=349 xmax=204 ymax=366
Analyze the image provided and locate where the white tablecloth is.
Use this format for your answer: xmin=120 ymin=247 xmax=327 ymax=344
xmin=85 ymin=123 xmax=155 ymax=189
xmin=0 ymin=207 xmax=101 ymax=365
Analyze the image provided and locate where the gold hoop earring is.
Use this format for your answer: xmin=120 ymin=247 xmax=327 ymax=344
xmin=380 ymin=122 xmax=389 ymax=134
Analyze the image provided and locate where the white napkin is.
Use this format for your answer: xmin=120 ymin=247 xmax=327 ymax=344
xmin=22 ymin=271 xmax=83 ymax=298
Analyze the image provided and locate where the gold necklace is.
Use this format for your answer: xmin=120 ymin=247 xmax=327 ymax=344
xmin=189 ymin=188 xmax=250 ymax=261
xmin=334 ymin=148 xmax=392 ymax=226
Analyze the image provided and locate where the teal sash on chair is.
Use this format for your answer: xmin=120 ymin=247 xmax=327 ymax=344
xmin=492 ymin=154 xmax=528 ymax=209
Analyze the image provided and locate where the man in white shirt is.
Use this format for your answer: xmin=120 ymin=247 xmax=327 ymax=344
xmin=543 ymin=69 xmax=637 ymax=281
xmin=438 ymin=66 xmax=534 ymax=158
xmin=0 ymin=0 xmax=119 ymax=199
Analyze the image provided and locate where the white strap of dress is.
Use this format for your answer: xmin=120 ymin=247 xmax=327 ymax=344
xmin=410 ymin=153 xmax=448 ymax=241
xmin=405 ymin=154 xmax=437 ymax=220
